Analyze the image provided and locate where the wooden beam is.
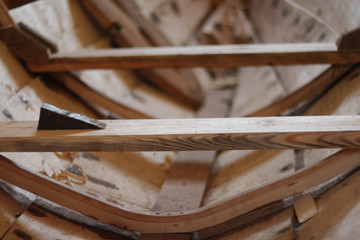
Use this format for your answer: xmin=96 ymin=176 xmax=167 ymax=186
xmin=0 ymin=0 xmax=14 ymax=27
xmin=1 ymin=116 xmax=360 ymax=152
xmin=1 ymin=148 xmax=359 ymax=233
xmin=25 ymin=42 xmax=360 ymax=71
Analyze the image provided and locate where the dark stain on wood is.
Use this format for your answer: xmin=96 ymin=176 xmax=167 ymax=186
xmin=2 ymin=109 xmax=13 ymax=120
xmin=13 ymin=229 xmax=33 ymax=240
xmin=19 ymin=95 xmax=29 ymax=104
xmin=272 ymin=0 xmax=279 ymax=8
xmin=214 ymin=22 xmax=223 ymax=31
xmin=87 ymin=175 xmax=119 ymax=190
xmin=282 ymin=8 xmax=289 ymax=17
xmin=67 ymin=164 xmax=85 ymax=177
xmin=276 ymin=226 xmax=290 ymax=235
xmin=293 ymin=16 xmax=300 ymax=25
xmin=318 ymin=31 xmax=327 ymax=41
xmin=280 ymin=163 xmax=293 ymax=172
xmin=151 ymin=13 xmax=160 ymax=23
xmin=80 ymin=152 xmax=100 ymax=161
xmin=306 ymin=23 xmax=314 ymax=34
xmin=27 ymin=206 xmax=47 ymax=217
xmin=171 ymin=1 xmax=180 ymax=15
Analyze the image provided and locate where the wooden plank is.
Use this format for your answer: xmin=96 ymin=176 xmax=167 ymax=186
xmin=248 ymin=64 xmax=354 ymax=117
xmin=79 ymin=0 xmax=204 ymax=109
xmin=2 ymin=115 xmax=360 ymax=152
xmin=25 ymin=42 xmax=360 ymax=72
xmin=0 ymin=188 xmax=26 ymax=238
xmin=2 ymin=0 xmax=36 ymax=9
xmin=1 ymin=149 xmax=359 ymax=233
xmin=152 ymin=90 xmax=232 ymax=214
xmin=1 ymin=204 xmax=131 ymax=240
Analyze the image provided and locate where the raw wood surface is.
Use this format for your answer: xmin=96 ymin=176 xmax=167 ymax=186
xmin=0 ymin=0 xmax=13 ymax=26
xmin=1 ymin=149 xmax=359 ymax=233
xmin=152 ymin=90 xmax=232 ymax=213
xmin=79 ymin=0 xmax=204 ymax=109
xmin=25 ymin=42 xmax=360 ymax=72
xmin=2 ymin=116 xmax=360 ymax=152
xmin=248 ymin=64 xmax=354 ymax=117
xmin=293 ymin=193 xmax=318 ymax=223
xmin=0 ymin=188 xmax=26 ymax=238
xmin=1 ymin=204 xmax=131 ymax=240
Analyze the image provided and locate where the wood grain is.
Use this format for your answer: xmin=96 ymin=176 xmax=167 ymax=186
xmin=1 ymin=116 xmax=360 ymax=152
xmin=25 ymin=42 xmax=360 ymax=71
xmin=1 ymin=147 xmax=359 ymax=233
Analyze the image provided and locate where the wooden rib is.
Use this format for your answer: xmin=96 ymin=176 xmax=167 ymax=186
xmin=46 ymin=72 xmax=153 ymax=119
xmin=2 ymin=116 xmax=360 ymax=152
xmin=1 ymin=147 xmax=359 ymax=233
xmin=25 ymin=42 xmax=360 ymax=71
xmin=248 ymin=64 xmax=355 ymax=117
xmin=79 ymin=0 xmax=203 ymax=109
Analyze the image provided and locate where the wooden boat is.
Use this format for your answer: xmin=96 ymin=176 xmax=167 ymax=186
xmin=1 ymin=0 xmax=360 ymax=239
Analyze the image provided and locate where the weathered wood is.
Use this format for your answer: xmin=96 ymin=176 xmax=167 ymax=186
xmin=25 ymin=42 xmax=360 ymax=71
xmin=1 ymin=204 xmax=131 ymax=240
xmin=152 ymin=90 xmax=232 ymax=213
xmin=79 ymin=0 xmax=204 ymax=109
xmin=1 ymin=148 xmax=359 ymax=233
xmin=248 ymin=64 xmax=354 ymax=117
xmin=2 ymin=116 xmax=360 ymax=152
xmin=47 ymin=72 xmax=154 ymax=119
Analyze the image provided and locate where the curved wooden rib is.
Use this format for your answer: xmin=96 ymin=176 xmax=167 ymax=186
xmin=1 ymin=149 xmax=359 ymax=233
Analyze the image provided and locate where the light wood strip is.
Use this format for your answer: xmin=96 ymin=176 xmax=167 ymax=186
xmin=1 ymin=116 xmax=360 ymax=152
xmin=1 ymin=148 xmax=359 ymax=233
xmin=25 ymin=42 xmax=360 ymax=71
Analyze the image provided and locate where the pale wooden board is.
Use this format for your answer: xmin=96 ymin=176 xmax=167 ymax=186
xmin=203 ymin=149 xmax=295 ymax=205
xmin=0 ymin=188 xmax=26 ymax=238
xmin=212 ymin=207 xmax=294 ymax=240
xmin=250 ymin=0 xmax=337 ymax=94
xmin=296 ymin=169 xmax=360 ymax=239
xmin=143 ymin=0 xmax=214 ymax=45
xmin=2 ymin=204 xmax=130 ymax=240
xmin=9 ymin=0 xmax=103 ymax=52
xmin=230 ymin=67 xmax=285 ymax=117
xmin=292 ymin=0 xmax=360 ymax=36
xmin=0 ymin=40 xmax=35 ymax=109
xmin=70 ymin=151 xmax=167 ymax=211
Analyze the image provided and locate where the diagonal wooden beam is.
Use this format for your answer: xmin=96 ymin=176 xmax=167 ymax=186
xmin=2 ymin=115 xmax=360 ymax=152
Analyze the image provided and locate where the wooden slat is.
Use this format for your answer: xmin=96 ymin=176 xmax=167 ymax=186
xmin=25 ymin=42 xmax=360 ymax=71
xmin=1 ymin=148 xmax=360 ymax=233
xmin=1 ymin=116 xmax=360 ymax=152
